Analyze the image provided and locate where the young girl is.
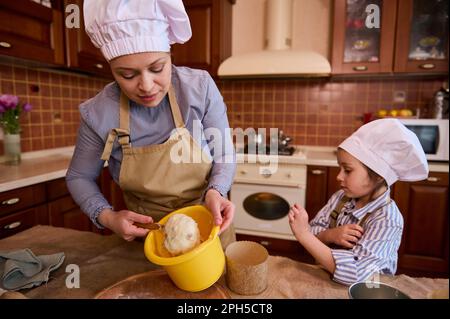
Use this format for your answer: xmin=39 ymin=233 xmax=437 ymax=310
xmin=288 ymin=119 xmax=429 ymax=285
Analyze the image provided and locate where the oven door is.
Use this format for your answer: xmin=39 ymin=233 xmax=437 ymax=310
xmin=230 ymin=182 xmax=305 ymax=240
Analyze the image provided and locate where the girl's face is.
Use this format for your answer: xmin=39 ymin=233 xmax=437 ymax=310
xmin=336 ymin=149 xmax=380 ymax=202
xmin=110 ymin=52 xmax=172 ymax=107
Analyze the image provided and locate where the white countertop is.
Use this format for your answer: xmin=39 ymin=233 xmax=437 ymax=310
xmin=0 ymin=145 xmax=448 ymax=193
xmin=0 ymin=147 xmax=75 ymax=193
xmin=236 ymin=145 xmax=449 ymax=173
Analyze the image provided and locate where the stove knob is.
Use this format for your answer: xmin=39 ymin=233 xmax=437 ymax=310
xmin=261 ymin=169 xmax=272 ymax=178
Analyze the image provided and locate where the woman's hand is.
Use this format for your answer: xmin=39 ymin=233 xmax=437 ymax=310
xmin=322 ymin=224 xmax=364 ymax=249
xmin=98 ymin=208 xmax=154 ymax=241
xmin=204 ymin=189 xmax=235 ymax=234
xmin=288 ymin=203 xmax=311 ymax=241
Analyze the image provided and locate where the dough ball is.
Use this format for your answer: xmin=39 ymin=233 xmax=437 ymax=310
xmin=164 ymin=214 xmax=201 ymax=256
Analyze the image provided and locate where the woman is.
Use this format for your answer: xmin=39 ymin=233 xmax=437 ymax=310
xmin=66 ymin=0 xmax=236 ymax=247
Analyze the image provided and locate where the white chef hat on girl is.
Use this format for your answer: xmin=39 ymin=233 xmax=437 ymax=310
xmin=339 ymin=118 xmax=429 ymax=186
xmin=83 ymin=0 xmax=192 ymax=61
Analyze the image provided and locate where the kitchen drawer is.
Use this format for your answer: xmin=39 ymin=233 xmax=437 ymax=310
xmin=419 ymin=172 xmax=449 ymax=187
xmin=0 ymin=204 xmax=48 ymax=239
xmin=0 ymin=184 xmax=46 ymax=217
xmin=234 ymin=163 xmax=307 ymax=187
xmin=46 ymin=178 xmax=70 ymax=201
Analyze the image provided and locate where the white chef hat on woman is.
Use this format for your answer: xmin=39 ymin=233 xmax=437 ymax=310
xmin=83 ymin=0 xmax=192 ymax=61
xmin=339 ymin=119 xmax=429 ymax=186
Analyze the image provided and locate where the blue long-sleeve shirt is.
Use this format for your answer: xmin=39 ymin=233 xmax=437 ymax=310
xmin=66 ymin=66 xmax=236 ymax=227
xmin=310 ymin=189 xmax=403 ymax=286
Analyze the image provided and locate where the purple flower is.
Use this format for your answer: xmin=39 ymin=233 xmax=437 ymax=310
xmin=23 ymin=103 xmax=32 ymax=112
xmin=0 ymin=94 xmax=19 ymax=109
xmin=0 ymin=104 xmax=5 ymax=113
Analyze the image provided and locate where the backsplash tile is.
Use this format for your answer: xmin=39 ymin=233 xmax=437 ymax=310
xmin=218 ymin=76 xmax=447 ymax=146
xmin=0 ymin=63 xmax=110 ymax=154
xmin=0 ymin=60 xmax=447 ymax=156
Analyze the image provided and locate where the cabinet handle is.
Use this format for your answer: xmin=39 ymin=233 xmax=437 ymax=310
xmin=311 ymin=169 xmax=325 ymax=175
xmin=2 ymin=198 xmax=20 ymax=205
xmin=4 ymin=221 xmax=22 ymax=230
xmin=0 ymin=41 xmax=12 ymax=48
xmin=353 ymin=66 xmax=368 ymax=71
xmin=240 ymin=170 xmax=247 ymax=175
xmin=419 ymin=63 xmax=435 ymax=70
xmin=427 ymin=177 xmax=440 ymax=182
xmin=94 ymin=63 xmax=104 ymax=69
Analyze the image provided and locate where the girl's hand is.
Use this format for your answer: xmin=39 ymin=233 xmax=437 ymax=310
xmin=288 ymin=203 xmax=310 ymax=241
xmin=204 ymin=189 xmax=235 ymax=234
xmin=98 ymin=208 xmax=154 ymax=241
xmin=327 ymin=224 xmax=364 ymax=248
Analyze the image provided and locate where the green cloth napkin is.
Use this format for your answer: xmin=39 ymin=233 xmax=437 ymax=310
xmin=0 ymin=248 xmax=65 ymax=291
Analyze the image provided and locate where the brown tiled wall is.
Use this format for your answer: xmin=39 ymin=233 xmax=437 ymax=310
xmin=0 ymin=61 xmax=447 ymax=155
xmin=0 ymin=63 xmax=110 ymax=154
xmin=218 ymin=77 xmax=447 ymax=146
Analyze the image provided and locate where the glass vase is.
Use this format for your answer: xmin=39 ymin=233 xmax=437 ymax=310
xmin=3 ymin=133 xmax=21 ymax=165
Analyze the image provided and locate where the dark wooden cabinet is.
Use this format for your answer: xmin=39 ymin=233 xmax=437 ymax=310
xmin=305 ymin=165 xmax=340 ymax=219
xmin=47 ymin=195 xmax=91 ymax=231
xmin=0 ymin=205 xmax=48 ymax=239
xmin=332 ymin=0 xmax=448 ymax=75
xmin=64 ymin=0 xmax=112 ymax=78
xmin=0 ymin=0 xmax=64 ymax=65
xmin=99 ymin=167 xmax=126 ymax=213
xmin=0 ymin=0 xmax=233 ymax=78
xmin=46 ymin=178 xmax=92 ymax=232
xmin=0 ymin=183 xmax=48 ymax=239
xmin=394 ymin=0 xmax=449 ymax=73
xmin=305 ymin=166 xmax=329 ymax=219
xmin=0 ymin=184 xmax=46 ymax=217
xmin=171 ymin=0 xmax=233 ymax=78
xmin=395 ymin=171 xmax=449 ymax=277
xmin=0 ymin=173 xmax=120 ymax=238
xmin=331 ymin=0 xmax=397 ymax=74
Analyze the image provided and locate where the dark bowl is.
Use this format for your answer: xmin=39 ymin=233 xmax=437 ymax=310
xmin=349 ymin=282 xmax=411 ymax=299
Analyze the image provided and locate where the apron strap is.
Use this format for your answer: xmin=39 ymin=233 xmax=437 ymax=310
xmin=119 ymin=91 xmax=130 ymax=132
xmin=101 ymin=93 xmax=131 ymax=161
xmin=101 ymin=128 xmax=131 ymax=161
xmin=329 ymin=195 xmax=392 ymax=229
xmin=356 ymin=196 xmax=392 ymax=227
xmin=167 ymin=85 xmax=185 ymax=128
xmin=329 ymin=195 xmax=349 ymax=228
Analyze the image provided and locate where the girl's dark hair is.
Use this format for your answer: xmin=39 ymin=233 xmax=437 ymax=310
xmin=363 ymin=164 xmax=388 ymax=200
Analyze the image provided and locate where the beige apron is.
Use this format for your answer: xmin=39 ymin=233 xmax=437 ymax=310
xmin=101 ymin=86 xmax=235 ymax=249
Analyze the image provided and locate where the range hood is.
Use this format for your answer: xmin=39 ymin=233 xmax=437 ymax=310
xmin=218 ymin=0 xmax=331 ymax=78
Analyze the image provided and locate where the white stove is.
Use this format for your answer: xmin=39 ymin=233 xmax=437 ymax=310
xmin=230 ymin=150 xmax=307 ymax=240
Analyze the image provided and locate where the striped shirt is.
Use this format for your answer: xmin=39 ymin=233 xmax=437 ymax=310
xmin=310 ymin=189 xmax=404 ymax=286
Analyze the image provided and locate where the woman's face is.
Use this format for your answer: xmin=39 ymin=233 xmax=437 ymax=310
xmin=336 ymin=149 xmax=379 ymax=201
xmin=110 ymin=52 xmax=172 ymax=107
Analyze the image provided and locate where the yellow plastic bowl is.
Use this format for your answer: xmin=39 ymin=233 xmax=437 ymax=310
xmin=143 ymin=205 xmax=225 ymax=292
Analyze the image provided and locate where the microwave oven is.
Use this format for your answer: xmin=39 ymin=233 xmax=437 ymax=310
xmin=399 ymin=119 xmax=449 ymax=161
